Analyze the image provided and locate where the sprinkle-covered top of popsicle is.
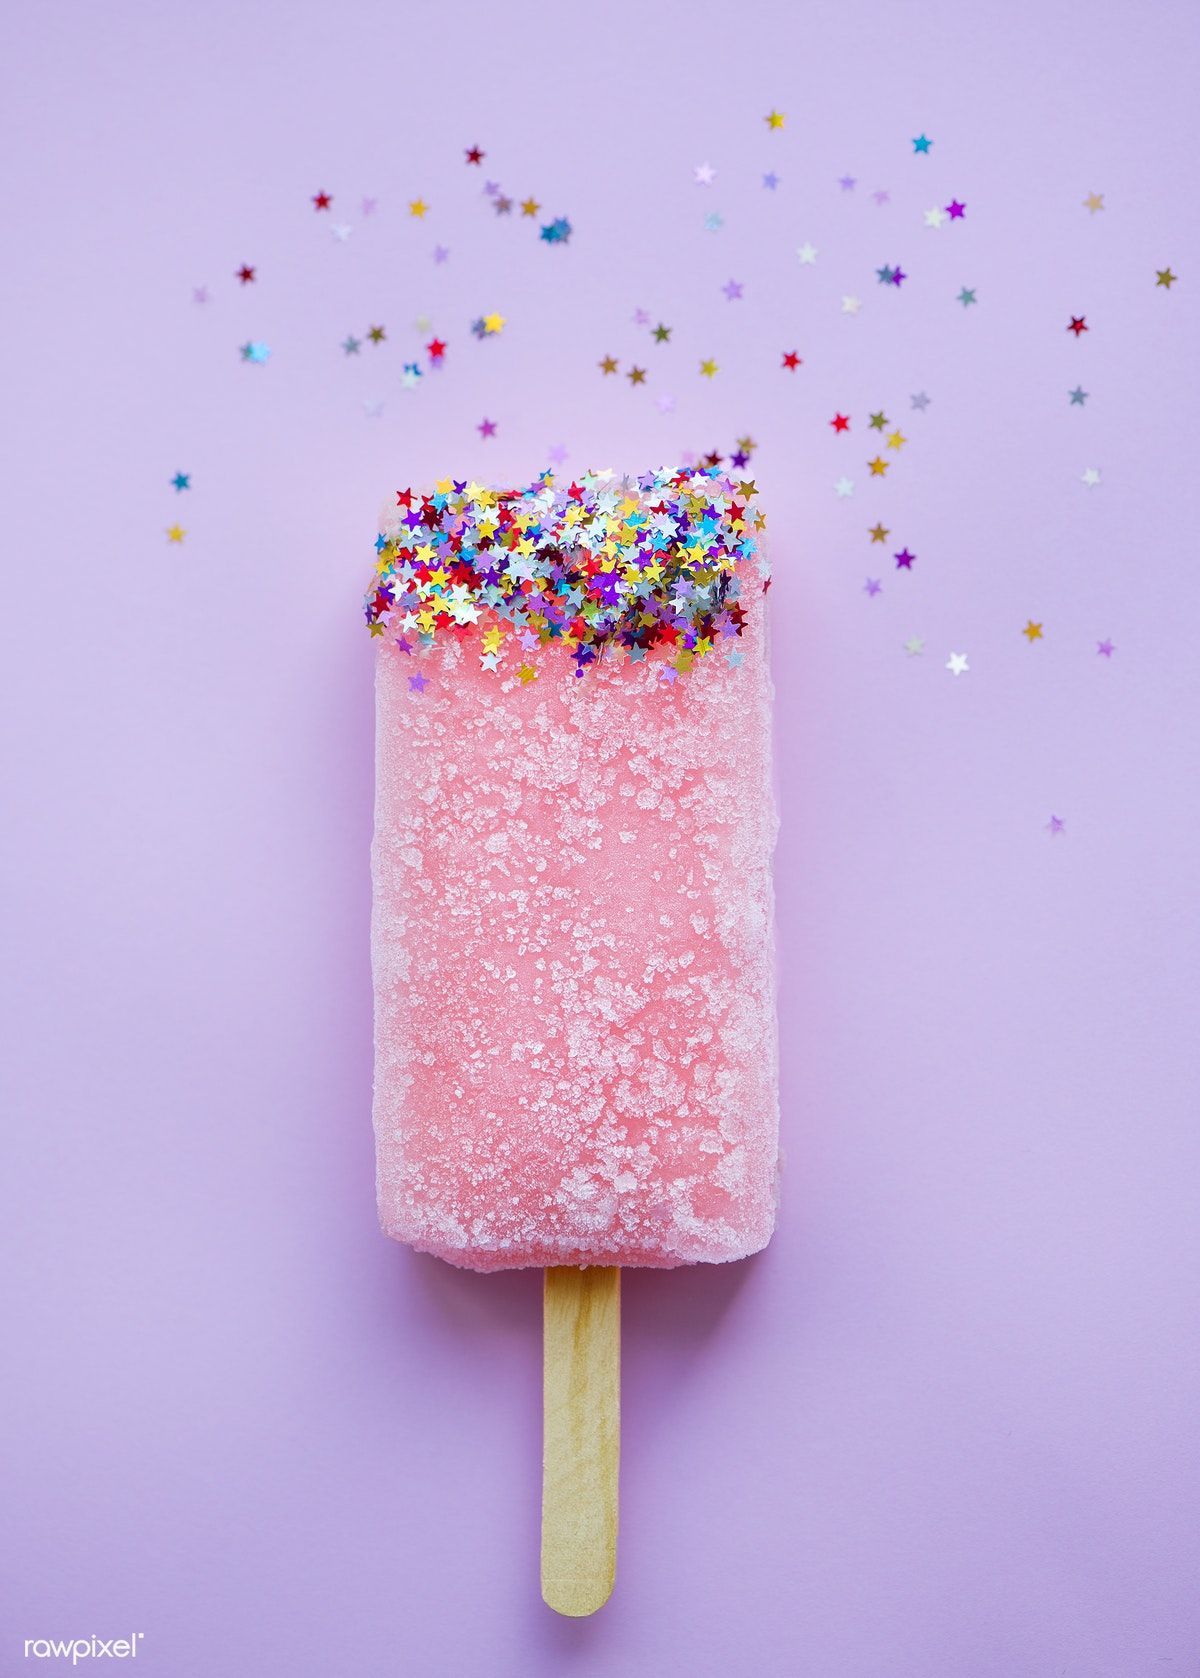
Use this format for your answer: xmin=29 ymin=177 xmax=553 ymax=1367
xmin=365 ymin=466 xmax=767 ymax=678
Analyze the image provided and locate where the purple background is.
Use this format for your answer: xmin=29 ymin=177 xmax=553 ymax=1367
xmin=4 ymin=1 xmax=1199 ymax=1673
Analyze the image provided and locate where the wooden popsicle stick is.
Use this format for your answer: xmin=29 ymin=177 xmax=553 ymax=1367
xmin=541 ymin=1265 xmax=620 ymax=1616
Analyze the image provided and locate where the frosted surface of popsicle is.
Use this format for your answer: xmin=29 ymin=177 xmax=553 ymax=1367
xmin=368 ymin=470 xmax=779 ymax=1271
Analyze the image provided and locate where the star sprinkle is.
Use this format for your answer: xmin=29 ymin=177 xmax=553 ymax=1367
xmin=831 ymin=413 xmax=850 ymax=432
xmin=540 ymin=217 xmax=572 ymax=244
xmin=477 ymin=417 xmax=497 ymax=438
xmin=946 ymin=652 xmax=969 ymax=675
xmin=945 ymin=200 xmax=966 ymax=220
xmin=1081 ymin=467 xmax=1102 ymax=487
xmin=171 ymin=472 xmax=190 ymax=492
xmin=520 ymin=198 xmax=540 ymax=217
xmin=841 ymin=296 xmax=862 ymax=314
xmin=838 ymin=175 xmax=856 ymax=191
xmin=1097 ymin=639 xmax=1116 ymax=657
xmin=699 ymin=358 xmax=719 ymax=378
xmin=694 ymin=163 xmax=716 ymax=185
xmin=868 ymin=523 xmax=888 ymax=542
xmin=367 ymin=324 xmax=386 ymax=343
xmin=864 ymin=578 xmax=882 ymax=596
xmin=1022 ymin=620 xmax=1044 ymax=641
xmin=904 ymin=636 xmax=925 ymax=655
xmin=1083 ymin=192 xmax=1104 ymax=213
xmin=704 ymin=212 xmax=724 ymax=232
xmin=433 ymin=245 xmax=450 ymax=263
xmin=722 ymin=279 xmax=745 ymax=301
xmin=312 ymin=191 xmax=332 ymax=210
xmin=1069 ymin=386 xmax=1088 ymax=405
xmin=1067 ymin=315 xmax=1088 ymax=336
xmin=868 ymin=456 xmax=889 ymax=476
xmin=191 ymin=285 xmax=210 ymax=304
xmin=797 ymin=242 xmax=818 ymax=264
xmin=599 ymin=355 xmax=619 ymax=375
xmin=924 ymin=206 xmax=947 ymax=229
xmin=782 ymin=351 xmax=802 ymax=371
xmin=465 ymin=146 xmax=485 ymax=165
xmin=876 ymin=264 xmax=896 ymax=285
xmin=239 ymin=341 xmax=270 ymax=363
xmin=408 ymin=673 xmax=428 ymax=694
xmin=409 ymin=198 xmax=429 ymax=218
xmin=1156 ymin=268 xmax=1178 ymax=288
xmin=894 ymin=547 xmax=915 ymax=568
xmin=342 ymin=335 xmax=361 ymax=355
xmin=762 ymin=172 xmax=780 ymax=190
xmin=165 ymin=524 xmax=185 ymax=543
xmin=236 ymin=264 xmax=255 ymax=284
xmin=868 ymin=412 xmax=888 ymax=431
xmin=366 ymin=469 xmax=765 ymax=680
xmin=912 ymin=134 xmax=933 ymax=154
xmin=765 ymin=110 xmax=785 ymax=130
xmin=958 ymin=287 xmax=977 ymax=306
xmin=910 ymin=391 xmax=931 ymax=411
xmin=835 ymin=477 xmax=855 ymax=497
xmin=626 ymin=366 xmax=647 ymax=385
xmin=1046 ymin=815 xmax=1065 ymax=836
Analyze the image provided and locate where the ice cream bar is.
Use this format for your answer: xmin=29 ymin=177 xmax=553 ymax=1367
xmin=366 ymin=466 xmax=778 ymax=1615
xmin=368 ymin=468 xmax=779 ymax=1273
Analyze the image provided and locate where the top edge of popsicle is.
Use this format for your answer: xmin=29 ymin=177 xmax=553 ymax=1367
xmin=364 ymin=466 xmax=768 ymax=683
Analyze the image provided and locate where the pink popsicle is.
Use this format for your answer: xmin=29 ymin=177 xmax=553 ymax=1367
xmin=368 ymin=470 xmax=779 ymax=1272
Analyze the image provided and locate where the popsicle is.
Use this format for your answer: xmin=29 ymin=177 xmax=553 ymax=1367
xmin=366 ymin=467 xmax=779 ymax=1612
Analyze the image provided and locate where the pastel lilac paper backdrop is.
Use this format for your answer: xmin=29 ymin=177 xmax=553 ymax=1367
xmin=3 ymin=1 xmax=1199 ymax=1674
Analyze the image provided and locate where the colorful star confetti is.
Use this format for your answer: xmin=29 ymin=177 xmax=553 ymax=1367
xmin=365 ymin=469 xmax=766 ymax=681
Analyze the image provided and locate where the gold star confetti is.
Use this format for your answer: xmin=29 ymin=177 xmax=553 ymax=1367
xmin=765 ymin=110 xmax=785 ymax=130
xmin=1156 ymin=268 xmax=1178 ymax=288
xmin=1022 ymin=620 xmax=1044 ymax=642
xmin=408 ymin=197 xmax=429 ymax=218
xmin=1083 ymin=192 xmax=1105 ymax=213
xmin=165 ymin=524 xmax=186 ymax=543
xmin=867 ymin=456 xmax=888 ymax=476
xmin=699 ymin=358 xmax=719 ymax=378
xmin=868 ymin=524 xmax=889 ymax=543
xmin=598 ymin=355 xmax=619 ymax=375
